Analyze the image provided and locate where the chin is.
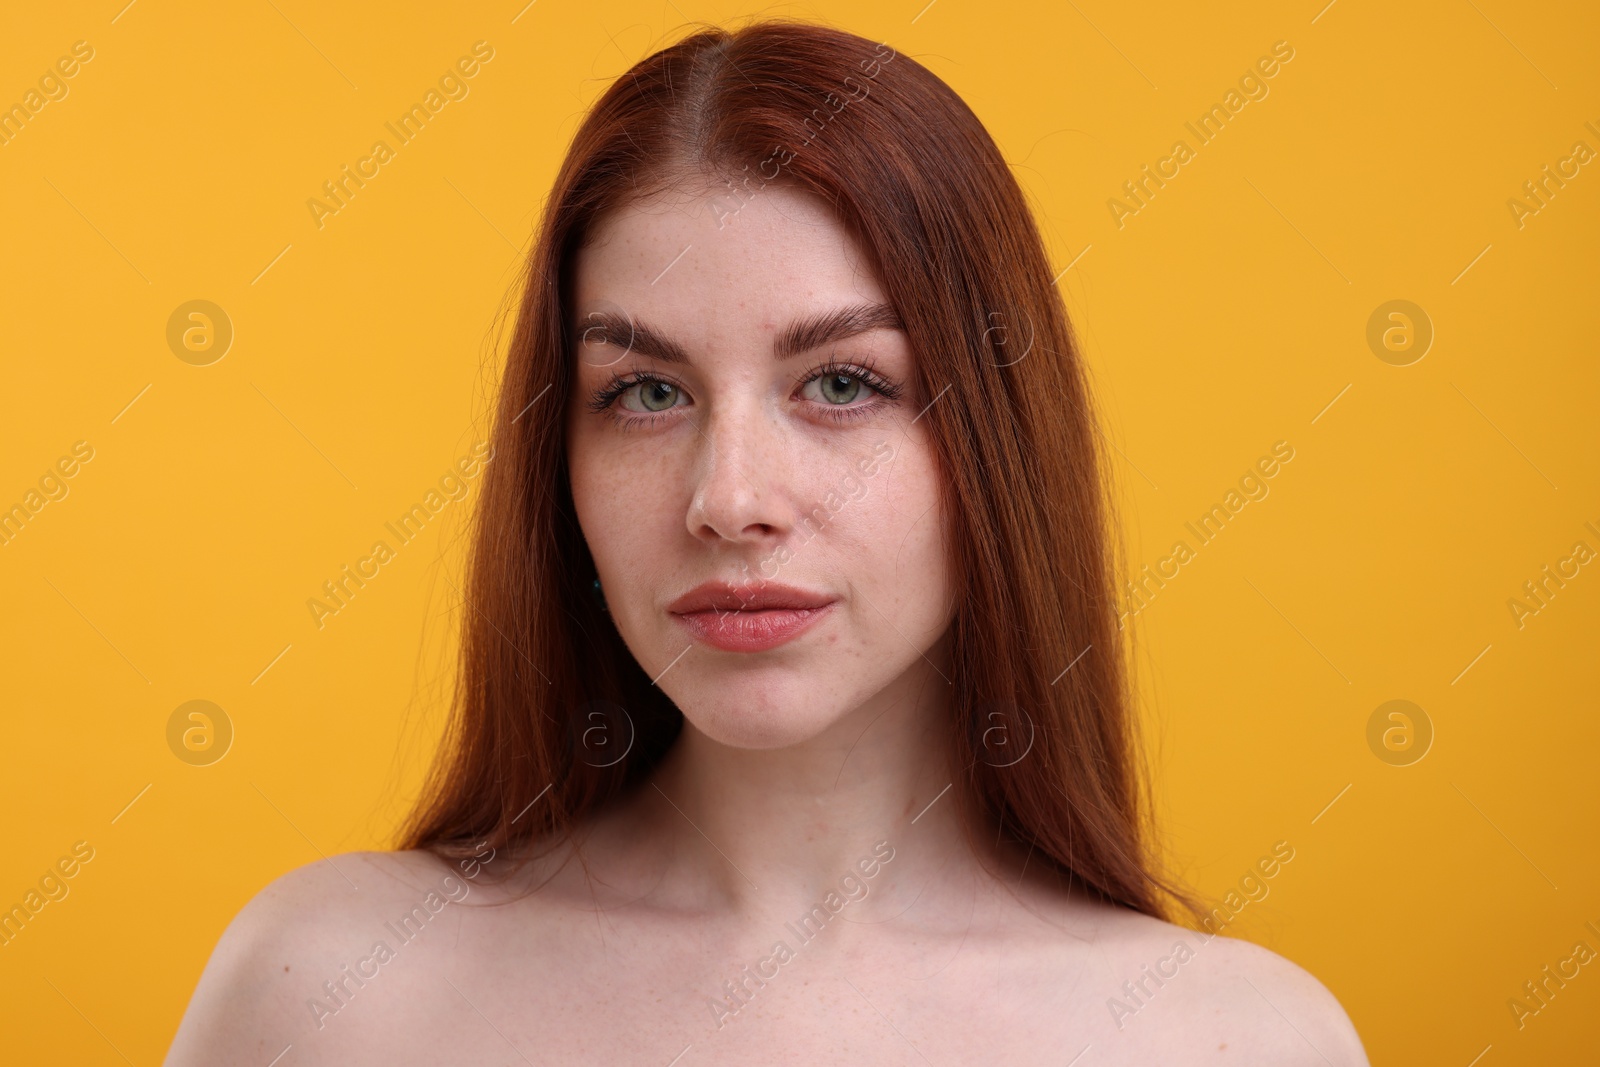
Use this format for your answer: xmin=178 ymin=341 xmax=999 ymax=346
xmin=666 ymin=672 xmax=854 ymax=750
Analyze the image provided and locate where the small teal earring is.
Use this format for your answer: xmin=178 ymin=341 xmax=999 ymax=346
xmin=592 ymin=577 xmax=608 ymax=614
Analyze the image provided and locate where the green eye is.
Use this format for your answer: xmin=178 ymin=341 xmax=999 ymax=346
xmin=817 ymin=373 xmax=861 ymax=404
xmin=628 ymin=380 xmax=680 ymax=412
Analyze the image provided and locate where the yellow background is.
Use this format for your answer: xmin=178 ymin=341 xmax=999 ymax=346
xmin=2 ymin=1 xmax=1596 ymax=1062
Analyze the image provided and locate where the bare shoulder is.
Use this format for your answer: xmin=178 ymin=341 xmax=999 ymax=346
xmin=1185 ymin=927 xmax=1368 ymax=1064
xmin=1061 ymin=903 xmax=1369 ymax=1066
xmin=163 ymin=848 xmax=487 ymax=1066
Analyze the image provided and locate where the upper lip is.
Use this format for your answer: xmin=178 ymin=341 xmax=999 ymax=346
xmin=668 ymin=580 xmax=835 ymax=613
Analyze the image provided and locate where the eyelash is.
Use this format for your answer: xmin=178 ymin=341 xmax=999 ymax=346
xmin=585 ymin=357 xmax=904 ymax=428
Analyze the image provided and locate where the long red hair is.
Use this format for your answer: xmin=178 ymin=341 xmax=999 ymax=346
xmin=398 ymin=17 xmax=1191 ymax=921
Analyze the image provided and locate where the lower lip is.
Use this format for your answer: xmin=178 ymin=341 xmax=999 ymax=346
xmin=672 ymin=603 xmax=835 ymax=652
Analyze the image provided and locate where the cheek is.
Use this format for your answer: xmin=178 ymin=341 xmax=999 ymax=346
xmin=567 ymin=427 xmax=680 ymax=587
xmin=844 ymin=445 xmax=952 ymax=620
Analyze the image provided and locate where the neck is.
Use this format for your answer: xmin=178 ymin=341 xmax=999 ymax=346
xmin=562 ymin=657 xmax=1019 ymax=935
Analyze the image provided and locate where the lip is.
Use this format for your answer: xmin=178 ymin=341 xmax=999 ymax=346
xmin=668 ymin=581 xmax=834 ymax=613
xmin=668 ymin=580 xmax=837 ymax=653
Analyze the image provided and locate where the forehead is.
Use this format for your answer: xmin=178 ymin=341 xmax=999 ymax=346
xmin=571 ymin=180 xmax=888 ymax=333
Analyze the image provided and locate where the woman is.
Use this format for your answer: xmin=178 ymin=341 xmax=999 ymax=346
xmin=168 ymin=19 xmax=1367 ymax=1065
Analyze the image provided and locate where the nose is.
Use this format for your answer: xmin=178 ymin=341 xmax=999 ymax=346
xmin=684 ymin=405 xmax=791 ymax=546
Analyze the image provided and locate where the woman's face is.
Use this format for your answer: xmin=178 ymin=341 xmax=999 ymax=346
xmin=566 ymin=178 xmax=955 ymax=750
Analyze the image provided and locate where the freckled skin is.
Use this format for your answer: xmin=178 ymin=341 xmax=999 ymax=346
xmin=565 ymin=179 xmax=957 ymax=752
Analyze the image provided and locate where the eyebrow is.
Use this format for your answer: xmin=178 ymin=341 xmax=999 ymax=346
xmin=575 ymin=301 xmax=905 ymax=366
